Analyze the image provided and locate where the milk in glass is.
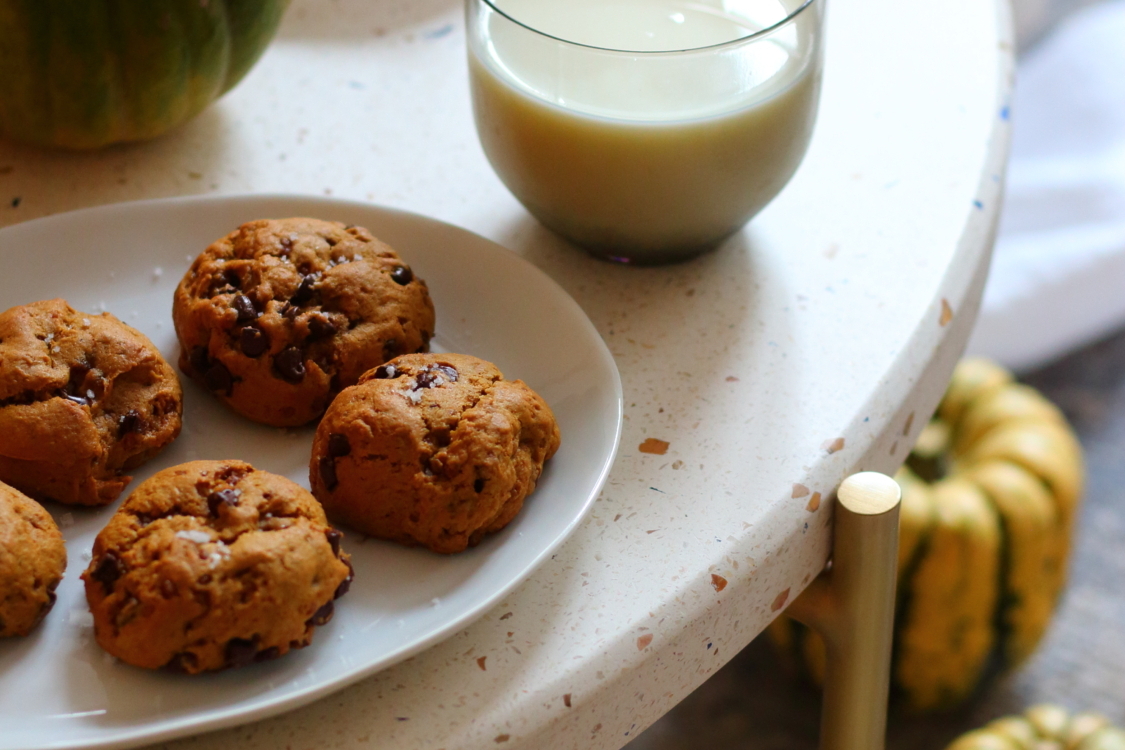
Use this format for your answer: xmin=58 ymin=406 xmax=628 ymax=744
xmin=467 ymin=0 xmax=823 ymax=262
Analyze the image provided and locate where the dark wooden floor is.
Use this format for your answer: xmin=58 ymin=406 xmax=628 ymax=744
xmin=627 ymin=330 xmax=1125 ymax=749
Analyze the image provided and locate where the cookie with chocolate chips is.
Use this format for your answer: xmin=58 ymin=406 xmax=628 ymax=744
xmin=0 ymin=481 xmax=66 ymax=637
xmin=0 ymin=299 xmax=183 ymax=506
xmin=310 ymin=353 xmax=561 ymax=554
xmin=173 ymin=218 xmax=436 ymax=427
xmin=82 ymin=460 xmax=353 ymax=674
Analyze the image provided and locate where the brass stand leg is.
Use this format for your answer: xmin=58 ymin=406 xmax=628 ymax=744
xmin=787 ymin=472 xmax=902 ymax=750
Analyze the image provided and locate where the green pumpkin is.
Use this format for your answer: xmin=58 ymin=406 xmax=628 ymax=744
xmin=0 ymin=0 xmax=290 ymax=149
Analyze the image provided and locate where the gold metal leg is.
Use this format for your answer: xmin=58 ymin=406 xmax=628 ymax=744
xmin=786 ymin=472 xmax=902 ymax=750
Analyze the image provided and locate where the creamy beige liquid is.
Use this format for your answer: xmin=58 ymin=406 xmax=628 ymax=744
xmin=468 ymin=0 xmax=822 ymax=262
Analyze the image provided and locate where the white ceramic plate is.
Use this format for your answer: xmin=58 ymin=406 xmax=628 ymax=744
xmin=0 ymin=195 xmax=622 ymax=750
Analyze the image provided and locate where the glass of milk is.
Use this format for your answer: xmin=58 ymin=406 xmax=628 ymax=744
xmin=466 ymin=0 xmax=825 ymax=265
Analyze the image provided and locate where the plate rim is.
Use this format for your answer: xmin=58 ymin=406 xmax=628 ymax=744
xmin=0 ymin=193 xmax=623 ymax=750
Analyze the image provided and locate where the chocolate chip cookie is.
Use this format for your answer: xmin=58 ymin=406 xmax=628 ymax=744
xmin=0 ymin=481 xmax=66 ymax=637
xmin=173 ymin=218 xmax=436 ymax=427
xmin=82 ymin=460 xmax=353 ymax=673
xmin=310 ymin=353 xmax=561 ymax=554
xmin=0 ymin=299 xmax=183 ymax=506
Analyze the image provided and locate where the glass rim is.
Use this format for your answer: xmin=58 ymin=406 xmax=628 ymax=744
xmin=473 ymin=0 xmax=820 ymax=54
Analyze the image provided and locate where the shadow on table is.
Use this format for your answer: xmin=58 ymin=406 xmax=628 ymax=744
xmin=0 ymin=104 xmax=236 ymax=230
xmin=625 ymin=327 xmax=1125 ymax=749
xmin=499 ymin=214 xmax=804 ymax=453
xmin=278 ymin=0 xmax=459 ymax=42
xmin=621 ymin=634 xmax=994 ymax=750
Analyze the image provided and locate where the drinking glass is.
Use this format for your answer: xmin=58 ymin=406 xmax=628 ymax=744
xmin=466 ymin=0 xmax=825 ymax=265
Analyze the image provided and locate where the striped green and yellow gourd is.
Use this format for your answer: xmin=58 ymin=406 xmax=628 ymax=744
xmin=946 ymin=704 xmax=1125 ymax=749
xmin=770 ymin=358 xmax=1085 ymax=712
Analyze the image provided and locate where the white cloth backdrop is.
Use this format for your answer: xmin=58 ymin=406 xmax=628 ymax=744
xmin=966 ymin=0 xmax=1125 ymax=371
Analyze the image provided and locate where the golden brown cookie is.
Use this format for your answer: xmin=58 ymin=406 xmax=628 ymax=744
xmin=173 ymin=218 xmax=436 ymax=427
xmin=310 ymin=353 xmax=561 ymax=554
xmin=82 ymin=460 xmax=353 ymax=673
xmin=0 ymin=299 xmax=183 ymax=506
xmin=0 ymin=481 xmax=66 ymax=637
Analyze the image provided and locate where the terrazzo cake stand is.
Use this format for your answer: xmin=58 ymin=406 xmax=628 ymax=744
xmin=0 ymin=0 xmax=1013 ymax=744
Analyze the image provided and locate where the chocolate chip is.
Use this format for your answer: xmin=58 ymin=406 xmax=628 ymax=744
xmin=65 ymin=363 xmax=89 ymax=396
xmin=207 ymin=489 xmax=240 ymax=516
xmin=281 ymin=302 xmax=299 ymax=320
xmin=406 ymin=364 xmax=456 ymax=390
xmin=118 ymin=410 xmax=142 ymax=438
xmin=416 ymin=366 xmax=454 ymax=391
xmin=306 ymin=601 xmax=334 ymax=627
xmin=232 ymin=294 xmax=258 ymax=324
xmin=216 ymin=464 xmax=251 ymax=486
xmin=91 ymin=552 xmax=124 ymax=595
xmin=223 ymin=269 xmax=241 ymax=289
xmin=61 ymin=393 xmax=88 ymax=406
xmin=327 ymin=433 xmax=351 ymax=458
xmin=390 ymin=266 xmax=413 ymax=285
xmin=254 ymin=646 xmax=281 ymax=663
xmin=205 ymin=360 xmax=233 ymax=395
xmin=326 ymin=529 xmax=342 ymax=557
xmin=163 ymin=652 xmax=198 ymax=673
xmin=382 ymin=338 xmax=400 ymax=359
xmin=290 ymin=275 xmax=316 ymax=305
xmin=225 ymin=637 xmax=260 ymax=669
xmin=319 ymin=455 xmax=338 ymax=491
xmin=240 ymin=326 xmax=269 ymax=358
xmin=307 ymin=314 xmax=337 ymax=340
xmin=373 ymin=364 xmax=399 ymax=379
xmin=189 ymin=346 xmax=210 ymax=373
xmin=334 ymin=559 xmax=354 ymax=600
xmin=474 ymin=478 xmax=485 ymax=493
xmin=274 ymin=346 xmax=306 ymax=383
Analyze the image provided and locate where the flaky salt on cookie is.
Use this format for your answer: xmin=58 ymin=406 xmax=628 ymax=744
xmin=82 ymin=460 xmax=353 ymax=673
xmin=310 ymin=353 xmax=560 ymax=554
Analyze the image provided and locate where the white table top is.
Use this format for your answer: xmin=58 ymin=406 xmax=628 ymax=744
xmin=0 ymin=0 xmax=1012 ymax=746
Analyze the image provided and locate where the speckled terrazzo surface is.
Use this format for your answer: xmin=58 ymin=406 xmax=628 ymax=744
xmin=0 ymin=0 xmax=1014 ymax=745
xmin=626 ymin=330 xmax=1125 ymax=750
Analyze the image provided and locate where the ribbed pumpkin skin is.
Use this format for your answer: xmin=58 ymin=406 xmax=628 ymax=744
xmin=0 ymin=0 xmax=289 ymax=149
xmin=769 ymin=359 xmax=1085 ymax=713
xmin=946 ymin=704 xmax=1125 ymax=750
